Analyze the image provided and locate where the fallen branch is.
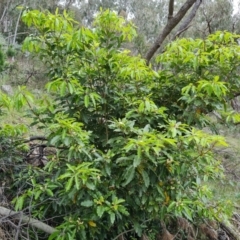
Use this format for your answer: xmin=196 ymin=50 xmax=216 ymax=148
xmin=0 ymin=206 xmax=57 ymax=235
xmin=23 ymin=136 xmax=47 ymax=143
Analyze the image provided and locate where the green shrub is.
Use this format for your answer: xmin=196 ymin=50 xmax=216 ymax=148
xmin=6 ymin=46 xmax=16 ymax=58
xmin=4 ymin=9 xmax=239 ymax=240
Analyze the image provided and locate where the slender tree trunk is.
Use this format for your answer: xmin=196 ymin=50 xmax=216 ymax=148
xmin=0 ymin=0 xmax=12 ymax=33
xmin=12 ymin=0 xmax=26 ymax=46
xmin=145 ymin=0 xmax=199 ymax=64
xmin=173 ymin=0 xmax=202 ymax=40
xmin=0 ymin=7 xmax=7 ymax=22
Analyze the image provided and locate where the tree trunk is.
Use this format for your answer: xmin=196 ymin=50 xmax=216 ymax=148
xmin=12 ymin=0 xmax=26 ymax=45
xmin=145 ymin=0 xmax=199 ymax=64
xmin=173 ymin=0 xmax=202 ymax=40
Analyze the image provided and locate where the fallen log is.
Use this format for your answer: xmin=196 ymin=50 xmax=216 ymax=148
xmin=0 ymin=206 xmax=57 ymax=235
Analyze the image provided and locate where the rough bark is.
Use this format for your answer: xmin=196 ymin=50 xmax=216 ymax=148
xmin=0 ymin=206 xmax=57 ymax=235
xmin=145 ymin=0 xmax=199 ymax=64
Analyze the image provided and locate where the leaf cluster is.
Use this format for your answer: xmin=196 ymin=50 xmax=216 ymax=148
xmin=155 ymin=31 xmax=240 ymax=126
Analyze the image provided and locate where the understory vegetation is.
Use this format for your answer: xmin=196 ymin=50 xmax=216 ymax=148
xmin=1 ymin=8 xmax=240 ymax=240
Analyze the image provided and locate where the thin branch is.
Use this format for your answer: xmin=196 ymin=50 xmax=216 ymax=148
xmin=113 ymin=219 xmax=153 ymax=240
xmin=202 ymin=9 xmax=215 ymax=34
xmin=0 ymin=7 xmax=7 ymax=22
xmin=173 ymin=24 xmax=192 ymax=39
xmin=113 ymin=229 xmax=134 ymax=240
xmin=14 ymin=211 xmax=23 ymax=240
xmin=5 ymin=32 xmax=29 ymax=40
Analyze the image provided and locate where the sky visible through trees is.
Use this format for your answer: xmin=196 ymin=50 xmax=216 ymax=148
xmin=233 ymin=0 xmax=239 ymax=14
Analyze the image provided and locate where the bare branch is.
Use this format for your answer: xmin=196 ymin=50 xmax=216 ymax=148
xmin=0 ymin=206 xmax=57 ymax=235
xmin=173 ymin=0 xmax=202 ymax=40
xmin=14 ymin=211 xmax=23 ymax=240
xmin=202 ymin=9 xmax=215 ymax=34
xmin=145 ymin=0 xmax=198 ymax=64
